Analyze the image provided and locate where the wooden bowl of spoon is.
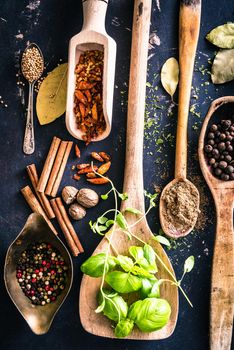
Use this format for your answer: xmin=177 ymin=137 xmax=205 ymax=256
xmin=198 ymin=96 xmax=234 ymax=350
xmin=4 ymin=213 xmax=73 ymax=335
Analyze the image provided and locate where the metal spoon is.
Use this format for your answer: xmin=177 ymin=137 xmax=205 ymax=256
xmin=159 ymin=0 xmax=201 ymax=238
xmin=4 ymin=213 xmax=73 ymax=335
xmin=66 ymin=0 xmax=116 ymax=142
xmin=21 ymin=43 xmax=44 ymax=155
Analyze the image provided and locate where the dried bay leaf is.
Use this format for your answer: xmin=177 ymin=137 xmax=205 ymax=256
xmin=36 ymin=63 xmax=68 ymax=125
xmin=211 ymin=49 xmax=234 ymax=84
xmin=206 ymin=23 xmax=234 ymax=49
xmin=161 ymin=57 xmax=179 ymax=99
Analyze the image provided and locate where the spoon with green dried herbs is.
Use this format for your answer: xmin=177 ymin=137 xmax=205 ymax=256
xmin=198 ymin=96 xmax=234 ymax=350
xmin=159 ymin=0 xmax=201 ymax=238
xmin=21 ymin=43 xmax=44 ymax=154
xmin=79 ymin=0 xmax=179 ymax=340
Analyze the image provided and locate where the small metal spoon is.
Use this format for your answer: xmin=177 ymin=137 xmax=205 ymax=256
xmin=4 ymin=213 xmax=73 ymax=335
xmin=159 ymin=0 xmax=201 ymax=238
xmin=21 ymin=43 xmax=44 ymax=155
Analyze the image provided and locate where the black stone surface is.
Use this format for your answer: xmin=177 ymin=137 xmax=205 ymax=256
xmin=0 ymin=1 xmax=233 ymax=349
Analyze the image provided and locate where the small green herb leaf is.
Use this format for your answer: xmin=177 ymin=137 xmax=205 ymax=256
xmin=101 ymin=194 xmax=109 ymax=200
xmin=81 ymin=253 xmax=116 ymax=277
xmin=148 ymin=279 xmax=163 ymax=298
xmin=131 ymin=266 xmax=154 ymax=278
xmin=118 ymin=192 xmax=128 ymax=201
xmin=105 ymin=271 xmax=142 ymax=293
xmin=153 ymin=235 xmax=171 ymax=247
xmin=140 ymin=278 xmax=154 ymax=297
xmin=144 ymin=191 xmax=158 ymax=208
xmin=129 ymin=246 xmax=144 ymax=261
xmin=95 ymin=299 xmax=105 ymax=313
xmin=116 ymin=213 xmax=128 ymax=230
xmin=184 ymin=256 xmax=195 ymax=273
xmin=106 ymin=219 xmax=114 ymax=228
xmin=115 ymin=319 xmax=134 ymax=338
xmin=124 ymin=207 xmax=142 ymax=215
xmin=97 ymin=216 xmax=108 ymax=224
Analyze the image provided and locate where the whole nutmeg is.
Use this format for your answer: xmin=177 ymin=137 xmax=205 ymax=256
xmin=69 ymin=203 xmax=86 ymax=220
xmin=62 ymin=186 xmax=78 ymax=205
xmin=77 ymin=188 xmax=99 ymax=208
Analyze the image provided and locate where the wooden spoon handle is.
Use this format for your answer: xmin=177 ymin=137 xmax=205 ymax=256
xmin=175 ymin=0 xmax=201 ymax=179
xmin=121 ymin=0 xmax=151 ymax=213
xmin=82 ymin=0 xmax=108 ymax=33
xmin=210 ymin=193 xmax=234 ymax=350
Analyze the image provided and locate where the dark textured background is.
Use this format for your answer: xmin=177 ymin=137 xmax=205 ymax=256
xmin=0 ymin=1 xmax=233 ymax=349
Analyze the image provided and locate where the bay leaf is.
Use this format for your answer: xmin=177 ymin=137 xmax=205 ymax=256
xmin=211 ymin=49 xmax=234 ymax=84
xmin=161 ymin=57 xmax=179 ymax=98
xmin=206 ymin=23 xmax=234 ymax=49
xmin=36 ymin=63 xmax=68 ymax=125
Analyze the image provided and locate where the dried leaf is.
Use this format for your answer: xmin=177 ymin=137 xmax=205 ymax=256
xmin=211 ymin=49 xmax=234 ymax=84
xmin=161 ymin=57 xmax=179 ymax=98
xmin=206 ymin=23 xmax=234 ymax=49
xmin=36 ymin=63 xmax=68 ymax=125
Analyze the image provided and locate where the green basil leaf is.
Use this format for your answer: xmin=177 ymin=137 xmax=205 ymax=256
xmin=98 ymin=290 xmax=128 ymax=322
xmin=153 ymin=235 xmax=171 ymax=247
xmin=206 ymin=23 xmax=234 ymax=49
xmin=128 ymin=298 xmax=171 ymax=332
xmin=144 ymin=191 xmax=158 ymax=207
xmin=143 ymin=244 xmax=156 ymax=265
xmin=148 ymin=279 xmax=163 ymax=298
xmin=105 ymin=271 xmax=142 ymax=293
xmin=101 ymin=194 xmax=108 ymax=200
xmin=118 ymin=192 xmax=128 ymax=201
xmin=116 ymin=213 xmax=128 ymax=230
xmin=124 ymin=207 xmax=142 ymax=215
xmin=116 ymin=255 xmax=134 ymax=272
xmin=131 ymin=266 xmax=154 ymax=279
xmin=140 ymin=278 xmax=154 ymax=298
xmin=97 ymin=216 xmax=108 ymax=224
xmin=184 ymin=255 xmax=195 ymax=273
xmin=95 ymin=299 xmax=105 ymax=313
xmin=211 ymin=49 xmax=234 ymax=84
xmin=129 ymin=246 xmax=144 ymax=261
xmin=115 ymin=319 xmax=134 ymax=338
xmin=81 ymin=253 xmax=116 ymax=277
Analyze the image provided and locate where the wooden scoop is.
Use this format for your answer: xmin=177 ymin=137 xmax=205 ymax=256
xmin=66 ymin=0 xmax=116 ymax=142
xmin=4 ymin=214 xmax=73 ymax=335
xmin=198 ymin=96 xmax=234 ymax=350
xmin=79 ymin=0 xmax=178 ymax=339
xmin=159 ymin=0 xmax=201 ymax=238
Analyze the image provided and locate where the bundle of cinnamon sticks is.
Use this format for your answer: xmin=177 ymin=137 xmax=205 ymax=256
xmin=21 ymin=136 xmax=84 ymax=257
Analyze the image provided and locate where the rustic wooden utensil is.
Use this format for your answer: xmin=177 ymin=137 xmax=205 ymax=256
xmin=159 ymin=0 xmax=201 ymax=238
xmin=66 ymin=0 xmax=116 ymax=142
xmin=198 ymin=96 xmax=234 ymax=350
xmin=4 ymin=213 xmax=73 ymax=335
xmin=79 ymin=0 xmax=178 ymax=339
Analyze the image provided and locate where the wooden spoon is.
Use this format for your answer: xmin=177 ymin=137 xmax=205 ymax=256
xmin=198 ymin=96 xmax=234 ymax=350
xmin=159 ymin=0 xmax=201 ymax=238
xmin=4 ymin=214 xmax=73 ymax=335
xmin=79 ymin=0 xmax=178 ymax=339
xmin=66 ymin=0 xmax=116 ymax=142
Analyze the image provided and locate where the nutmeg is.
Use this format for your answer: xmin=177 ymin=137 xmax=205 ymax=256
xmin=77 ymin=188 xmax=99 ymax=208
xmin=69 ymin=203 xmax=86 ymax=220
xmin=62 ymin=186 xmax=78 ymax=205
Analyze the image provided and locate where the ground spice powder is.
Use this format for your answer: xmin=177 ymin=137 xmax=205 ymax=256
xmin=162 ymin=180 xmax=199 ymax=234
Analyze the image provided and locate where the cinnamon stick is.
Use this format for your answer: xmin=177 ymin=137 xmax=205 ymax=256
xmin=26 ymin=164 xmax=55 ymax=219
xmin=45 ymin=141 xmax=68 ymax=196
xmin=21 ymin=186 xmax=58 ymax=235
xmin=50 ymin=198 xmax=83 ymax=256
xmin=37 ymin=137 xmax=61 ymax=193
xmin=50 ymin=141 xmax=73 ymax=197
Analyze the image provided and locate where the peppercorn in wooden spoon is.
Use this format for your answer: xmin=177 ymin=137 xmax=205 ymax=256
xmin=198 ymin=96 xmax=234 ymax=350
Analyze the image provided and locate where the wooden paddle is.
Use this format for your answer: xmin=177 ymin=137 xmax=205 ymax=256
xmin=79 ymin=0 xmax=178 ymax=339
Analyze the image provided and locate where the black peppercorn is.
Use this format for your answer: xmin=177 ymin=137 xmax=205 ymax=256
xmin=210 ymin=124 xmax=218 ymax=132
xmin=218 ymin=142 xmax=226 ymax=151
xmin=208 ymin=139 xmax=215 ymax=146
xmin=221 ymin=120 xmax=231 ymax=130
xmin=215 ymin=168 xmax=222 ymax=176
xmin=227 ymin=145 xmax=233 ymax=152
xmin=221 ymin=173 xmax=229 ymax=181
xmin=208 ymin=132 xmax=215 ymax=139
xmin=225 ymin=165 xmax=234 ymax=174
xmin=219 ymin=133 xmax=226 ymax=141
xmin=205 ymin=144 xmax=213 ymax=153
xmin=230 ymin=173 xmax=234 ymax=180
xmin=219 ymin=161 xmax=228 ymax=169
xmin=225 ymin=155 xmax=232 ymax=162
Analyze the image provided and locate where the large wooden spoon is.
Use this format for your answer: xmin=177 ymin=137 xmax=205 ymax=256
xmin=159 ymin=0 xmax=201 ymax=238
xmin=79 ymin=0 xmax=178 ymax=339
xmin=198 ymin=96 xmax=234 ymax=350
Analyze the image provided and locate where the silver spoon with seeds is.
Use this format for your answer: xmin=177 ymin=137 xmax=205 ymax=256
xmin=21 ymin=43 xmax=44 ymax=155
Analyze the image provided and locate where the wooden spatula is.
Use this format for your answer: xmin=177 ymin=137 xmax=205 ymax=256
xmin=79 ymin=0 xmax=178 ymax=339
